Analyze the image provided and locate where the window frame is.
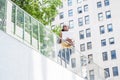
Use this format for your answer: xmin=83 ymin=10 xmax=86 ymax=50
xmin=109 ymin=37 xmax=115 ymax=45
xmin=101 ymin=39 xmax=106 ymax=46
xmin=89 ymin=70 xmax=94 ymax=80
xmin=85 ymin=15 xmax=90 ymax=24
xmin=111 ymin=50 xmax=117 ymax=59
xmin=71 ymin=58 xmax=76 ymax=68
xmin=106 ymin=10 xmax=111 ymax=19
xmin=69 ymin=20 xmax=74 ymax=29
xmin=87 ymin=42 xmax=92 ymax=50
xmin=97 ymin=1 xmax=102 ymax=8
xmin=104 ymin=0 xmax=110 ymax=6
xmin=77 ymin=0 xmax=82 ymax=3
xmin=68 ymin=0 xmax=72 ymax=6
xmin=98 ymin=12 xmax=103 ymax=21
xmin=86 ymin=28 xmax=91 ymax=37
xmin=112 ymin=66 xmax=119 ymax=76
xmin=102 ymin=52 xmax=108 ymax=61
xmin=100 ymin=25 xmax=105 ymax=34
xmin=68 ymin=9 xmax=73 ymax=17
xmin=84 ymin=4 xmax=88 ymax=12
xmin=78 ymin=17 xmax=83 ymax=26
xmin=107 ymin=23 xmax=113 ymax=32
xmin=77 ymin=7 xmax=82 ymax=14
xmin=59 ymin=12 xmax=64 ymax=19
xmin=79 ymin=30 xmax=84 ymax=39
xmin=104 ymin=68 xmax=110 ymax=78
xmin=80 ymin=43 xmax=85 ymax=52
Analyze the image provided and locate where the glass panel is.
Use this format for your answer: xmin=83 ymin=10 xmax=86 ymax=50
xmin=24 ymin=14 xmax=31 ymax=44
xmin=11 ymin=4 xmax=16 ymax=34
xmin=16 ymin=8 xmax=24 ymax=38
xmin=0 ymin=0 xmax=6 ymax=31
xmin=11 ymin=5 xmax=16 ymax=23
xmin=31 ymin=19 xmax=38 ymax=49
xmin=40 ymin=25 xmax=55 ymax=58
xmin=17 ymin=8 xmax=24 ymax=28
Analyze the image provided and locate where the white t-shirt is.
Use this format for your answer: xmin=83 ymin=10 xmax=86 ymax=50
xmin=62 ymin=31 xmax=74 ymax=40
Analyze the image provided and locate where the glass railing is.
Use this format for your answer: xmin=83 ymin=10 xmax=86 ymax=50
xmin=0 ymin=0 xmax=112 ymax=80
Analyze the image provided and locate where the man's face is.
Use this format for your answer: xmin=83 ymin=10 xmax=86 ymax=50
xmin=64 ymin=26 xmax=69 ymax=31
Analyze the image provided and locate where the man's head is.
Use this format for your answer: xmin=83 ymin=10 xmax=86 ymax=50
xmin=62 ymin=25 xmax=69 ymax=31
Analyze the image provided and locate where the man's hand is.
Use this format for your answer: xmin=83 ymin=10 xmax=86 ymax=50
xmin=66 ymin=38 xmax=74 ymax=46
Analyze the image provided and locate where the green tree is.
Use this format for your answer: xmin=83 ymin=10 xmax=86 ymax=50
xmin=11 ymin=0 xmax=62 ymax=26
xmin=11 ymin=0 xmax=62 ymax=56
xmin=52 ymin=25 xmax=62 ymax=36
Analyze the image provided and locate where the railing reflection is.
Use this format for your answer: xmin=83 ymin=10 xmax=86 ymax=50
xmin=0 ymin=0 xmax=112 ymax=80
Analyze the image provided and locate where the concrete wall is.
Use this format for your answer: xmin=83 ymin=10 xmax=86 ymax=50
xmin=0 ymin=30 xmax=84 ymax=80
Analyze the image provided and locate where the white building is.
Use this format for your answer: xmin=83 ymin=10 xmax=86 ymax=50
xmin=52 ymin=0 xmax=120 ymax=80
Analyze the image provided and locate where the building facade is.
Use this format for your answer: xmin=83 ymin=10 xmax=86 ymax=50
xmin=52 ymin=0 xmax=120 ymax=80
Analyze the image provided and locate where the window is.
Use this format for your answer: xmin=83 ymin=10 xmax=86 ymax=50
xmin=51 ymin=25 xmax=55 ymax=30
xmin=104 ymin=0 xmax=110 ymax=6
xmin=59 ymin=12 xmax=64 ymax=19
xmin=109 ymin=37 xmax=115 ymax=45
xmin=112 ymin=66 xmax=119 ymax=76
xmin=80 ymin=44 xmax=85 ymax=52
xmin=80 ymin=56 xmax=87 ymax=66
xmin=85 ymin=15 xmax=90 ymax=24
xmin=60 ymin=23 xmax=64 ymax=27
xmin=104 ymin=68 xmax=110 ymax=78
xmin=68 ymin=9 xmax=73 ymax=17
xmin=111 ymin=50 xmax=116 ymax=59
xmin=68 ymin=0 xmax=72 ymax=6
xmin=106 ymin=11 xmax=111 ymax=19
xmin=77 ymin=0 xmax=82 ymax=3
xmin=51 ymin=18 xmax=55 ymax=22
xmin=97 ymin=1 xmax=102 ymax=8
xmin=107 ymin=23 xmax=113 ymax=32
xmin=79 ymin=30 xmax=84 ymax=39
xmin=87 ymin=42 xmax=92 ymax=50
xmin=98 ymin=12 xmax=103 ymax=21
xmin=86 ymin=28 xmax=91 ymax=37
xmin=59 ymin=2 xmax=63 ymax=9
xmin=88 ymin=54 xmax=93 ymax=64
xmin=78 ymin=18 xmax=83 ymax=26
xmin=89 ymin=70 xmax=94 ymax=80
xmin=102 ymin=52 xmax=108 ymax=61
xmin=69 ymin=20 xmax=74 ymax=29
xmin=71 ymin=58 xmax=76 ymax=68
xmin=100 ymin=25 xmax=105 ymax=34
xmin=84 ymin=5 xmax=88 ymax=12
xmin=101 ymin=39 xmax=106 ymax=46
xmin=77 ymin=7 xmax=82 ymax=14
